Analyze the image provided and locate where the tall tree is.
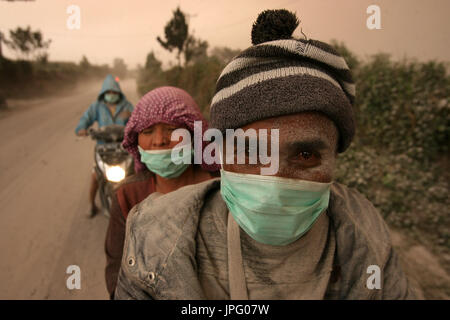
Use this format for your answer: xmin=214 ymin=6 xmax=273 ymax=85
xmin=156 ymin=6 xmax=188 ymax=66
xmin=1 ymin=0 xmax=36 ymax=59
xmin=3 ymin=26 xmax=51 ymax=60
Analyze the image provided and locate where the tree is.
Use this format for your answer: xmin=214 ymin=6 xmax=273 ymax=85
xmin=156 ymin=6 xmax=188 ymax=66
xmin=184 ymin=35 xmax=208 ymax=66
xmin=0 ymin=93 xmax=7 ymax=109
xmin=112 ymin=58 xmax=127 ymax=78
xmin=37 ymin=52 xmax=48 ymax=64
xmin=79 ymin=55 xmax=90 ymax=69
xmin=0 ymin=31 xmax=4 ymax=59
xmin=0 ymin=1 xmax=36 ymax=59
xmin=3 ymin=26 xmax=51 ymax=60
xmin=145 ymin=51 xmax=162 ymax=72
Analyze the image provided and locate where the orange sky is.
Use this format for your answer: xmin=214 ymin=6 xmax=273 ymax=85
xmin=1 ymin=0 xmax=449 ymax=68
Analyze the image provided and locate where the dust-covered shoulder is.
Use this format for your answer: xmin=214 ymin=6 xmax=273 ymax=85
xmin=330 ymin=182 xmax=393 ymax=255
xmin=115 ymin=178 xmax=221 ymax=298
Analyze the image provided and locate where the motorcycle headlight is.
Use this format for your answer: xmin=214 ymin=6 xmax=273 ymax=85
xmin=105 ymin=165 xmax=126 ymax=182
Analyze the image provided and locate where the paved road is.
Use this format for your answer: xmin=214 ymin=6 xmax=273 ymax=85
xmin=0 ymin=78 xmax=139 ymax=299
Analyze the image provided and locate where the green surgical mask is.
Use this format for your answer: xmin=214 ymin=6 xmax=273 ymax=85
xmin=138 ymin=146 xmax=192 ymax=178
xmin=104 ymin=92 xmax=120 ymax=104
xmin=220 ymin=169 xmax=331 ymax=246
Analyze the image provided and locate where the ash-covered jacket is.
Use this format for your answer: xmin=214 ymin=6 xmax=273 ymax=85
xmin=75 ymin=74 xmax=134 ymax=135
xmin=115 ymin=179 xmax=418 ymax=300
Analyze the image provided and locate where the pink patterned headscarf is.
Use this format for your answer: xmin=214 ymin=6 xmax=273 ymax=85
xmin=123 ymin=86 xmax=213 ymax=173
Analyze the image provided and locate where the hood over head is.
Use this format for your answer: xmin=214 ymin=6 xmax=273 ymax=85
xmin=98 ymin=74 xmax=124 ymax=101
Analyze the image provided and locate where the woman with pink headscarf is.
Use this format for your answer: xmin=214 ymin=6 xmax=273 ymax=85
xmin=104 ymin=87 xmax=216 ymax=298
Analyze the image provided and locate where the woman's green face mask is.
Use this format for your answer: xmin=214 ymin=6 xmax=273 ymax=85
xmin=138 ymin=146 xmax=192 ymax=178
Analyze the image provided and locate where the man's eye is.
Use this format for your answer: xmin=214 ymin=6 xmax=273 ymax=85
xmin=300 ymin=151 xmax=312 ymax=160
xmin=292 ymin=150 xmax=321 ymax=167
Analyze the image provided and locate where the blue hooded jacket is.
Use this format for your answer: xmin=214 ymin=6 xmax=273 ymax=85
xmin=75 ymin=74 xmax=134 ymax=135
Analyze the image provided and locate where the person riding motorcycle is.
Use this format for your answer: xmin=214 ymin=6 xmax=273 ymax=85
xmin=104 ymin=86 xmax=218 ymax=298
xmin=75 ymin=74 xmax=134 ymax=217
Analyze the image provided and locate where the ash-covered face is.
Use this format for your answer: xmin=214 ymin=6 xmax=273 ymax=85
xmin=222 ymin=112 xmax=339 ymax=183
xmin=138 ymin=123 xmax=184 ymax=151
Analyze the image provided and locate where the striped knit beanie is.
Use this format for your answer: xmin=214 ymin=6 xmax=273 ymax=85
xmin=210 ymin=9 xmax=356 ymax=152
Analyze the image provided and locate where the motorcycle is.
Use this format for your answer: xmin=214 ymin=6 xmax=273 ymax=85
xmin=88 ymin=124 xmax=134 ymax=217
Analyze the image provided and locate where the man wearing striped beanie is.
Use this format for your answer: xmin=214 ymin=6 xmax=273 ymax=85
xmin=210 ymin=12 xmax=355 ymax=153
xmin=115 ymin=10 xmax=419 ymax=300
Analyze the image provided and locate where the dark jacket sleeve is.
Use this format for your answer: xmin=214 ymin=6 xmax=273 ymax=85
xmin=104 ymin=193 xmax=127 ymax=299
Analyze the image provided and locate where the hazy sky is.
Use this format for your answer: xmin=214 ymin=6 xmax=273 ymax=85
xmin=1 ymin=0 xmax=449 ymax=68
